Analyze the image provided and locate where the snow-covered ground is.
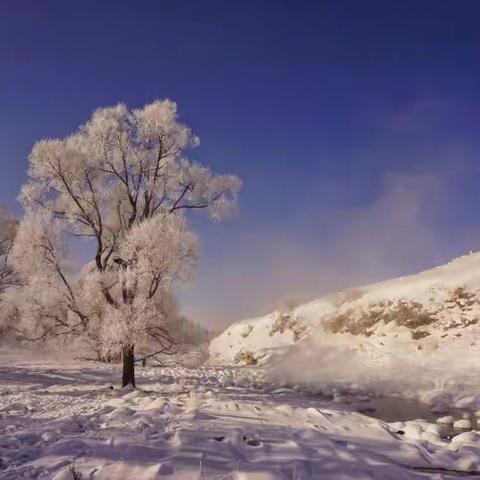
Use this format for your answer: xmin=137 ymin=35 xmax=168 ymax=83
xmin=2 ymin=349 xmax=480 ymax=479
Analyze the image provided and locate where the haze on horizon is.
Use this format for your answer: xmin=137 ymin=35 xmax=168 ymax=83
xmin=2 ymin=0 xmax=480 ymax=329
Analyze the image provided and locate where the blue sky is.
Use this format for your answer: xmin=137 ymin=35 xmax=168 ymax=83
xmin=2 ymin=1 xmax=480 ymax=327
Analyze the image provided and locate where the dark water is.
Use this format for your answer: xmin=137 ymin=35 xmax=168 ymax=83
xmin=357 ymin=396 xmax=475 ymax=439
xmin=357 ymin=396 xmax=440 ymax=422
xmin=356 ymin=397 xmax=480 ymax=476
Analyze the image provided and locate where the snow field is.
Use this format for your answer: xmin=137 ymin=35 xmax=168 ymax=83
xmin=2 ymin=352 xmax=480 ymax=479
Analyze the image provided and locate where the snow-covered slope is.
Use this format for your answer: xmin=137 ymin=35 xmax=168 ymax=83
xmin=210 ymin=251 xmax=480 ymax=367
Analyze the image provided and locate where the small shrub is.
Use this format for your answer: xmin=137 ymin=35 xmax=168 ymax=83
xmin=234 ymin=350 xmax=258 ymax=366
xmin=449 ymin=287 xmax=478 ymax=309
xmin=411 ymin=330 xmax=430 ymax=340
xmin=269 ymin=313 xmax=308 ymax=341
xmin=327 ymin=305 xmax=384 ymax=335
xmin=241 ymin=325 xmax=254 ymax=338
xmin=391 ymin=300 xmax=436 ymax=329
xmin=464 ymin=318 xmax=479 ymax=327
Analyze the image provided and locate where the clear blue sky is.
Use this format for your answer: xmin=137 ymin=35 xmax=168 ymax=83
xmin=2 ymin=1 xmax=480 ymax=327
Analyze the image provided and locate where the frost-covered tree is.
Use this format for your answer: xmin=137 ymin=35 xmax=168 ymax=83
xmin=12 ymin=100 xmax=240 ymax=387
xmin=0 ymin=205 xmax=19 ymax=340
xmin=0 ymin=205 xmax=18 ymax=294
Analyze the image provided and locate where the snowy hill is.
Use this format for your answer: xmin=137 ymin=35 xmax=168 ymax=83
xmin=209 ymin=251 xmax=480 ymax=368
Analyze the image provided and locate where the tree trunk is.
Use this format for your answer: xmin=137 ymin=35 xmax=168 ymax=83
xmin=122 ymin=345 xmax=136 ymax=388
